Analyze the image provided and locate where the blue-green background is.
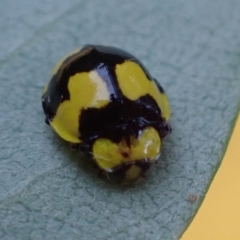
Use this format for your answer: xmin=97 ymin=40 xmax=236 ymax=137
xmin=0 ymin=1 xmax=240 ymax=239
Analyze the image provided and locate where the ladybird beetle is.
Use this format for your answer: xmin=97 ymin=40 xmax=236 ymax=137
xmin=42 ymin=45 xmax=171 ymax=181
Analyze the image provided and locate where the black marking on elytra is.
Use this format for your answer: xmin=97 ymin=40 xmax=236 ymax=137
xmin=153 ymin=78 xmax=165 ymax=93
xmin=42 ymin=45 xmax=155 ymax=122
xmin=95 ymin=62 xmax=121 ymax=99
xmin=94 ymin=45 xmax=153 ymax=80
xmin=79 ymin=94 xmax=166 ymax=147
xmin=42 ymin=74 xmax=63 ymax=123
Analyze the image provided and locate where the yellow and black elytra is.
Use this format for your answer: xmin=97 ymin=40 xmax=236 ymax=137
xmin=42 ymin=45 xmax=171 ymax=181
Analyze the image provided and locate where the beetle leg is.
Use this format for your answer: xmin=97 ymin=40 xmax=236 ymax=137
xmin=159 ymin=124 xmax=172 ymax=138
xmin=70 ymin=143 xmax=79 ymax=150
xmin=98 ymin=169 xmax=105 ymax=177
xmin=79 ymin=142 xmax=91 ymax=153
xmin=45 ymin=118 xmax=50 ymax=125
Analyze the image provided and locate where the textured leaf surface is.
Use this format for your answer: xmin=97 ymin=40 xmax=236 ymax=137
xmin=0 ymin=0 xmax=240 ymax=239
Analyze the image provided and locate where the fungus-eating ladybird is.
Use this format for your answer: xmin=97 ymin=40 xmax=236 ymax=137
xmin=42 ymin=45 xmax=171 ymax=181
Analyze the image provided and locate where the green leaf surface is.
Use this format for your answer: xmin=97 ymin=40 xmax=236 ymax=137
xmin=0 ymin=0 xmax=240 ymax=239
